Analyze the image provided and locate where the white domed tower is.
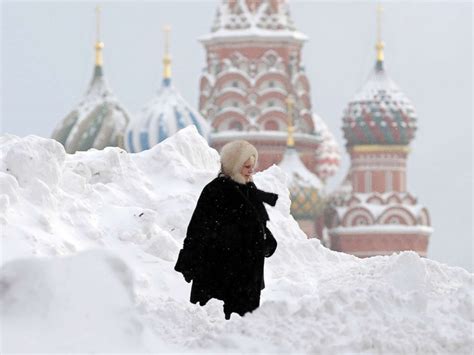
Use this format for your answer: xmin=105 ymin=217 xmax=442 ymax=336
xmin=126 ymin=26 xmax=210 ymax=152
xmin=51 ymin=7 xmax=129 ymax=153
xmin=313 ymin=113 xmax=341 ymax=183
xmin=326 ymin=5 xmax=432 ymax=257
xmin=198 ymin=0 xmax=340 ymax=181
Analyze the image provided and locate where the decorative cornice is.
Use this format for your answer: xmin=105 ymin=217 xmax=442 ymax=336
xmin=350 ymin=145 xmax=411 ymax=153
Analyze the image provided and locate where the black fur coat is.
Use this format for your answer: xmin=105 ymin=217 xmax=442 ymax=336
xmin=175 ymin=174 xmax=278 ymax=318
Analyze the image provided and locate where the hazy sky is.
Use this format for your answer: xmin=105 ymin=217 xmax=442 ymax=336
xmin=2 ymin=1 xmax=472 ymax=271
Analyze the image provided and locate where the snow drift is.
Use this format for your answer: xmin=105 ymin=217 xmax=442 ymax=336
xmin=0 ymin=127 xmax=472 ymax=353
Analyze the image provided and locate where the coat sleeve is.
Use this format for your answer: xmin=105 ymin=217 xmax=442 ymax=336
xmin=174 ymin=183 xmax=220 ymax=283
xmin=252 ymin=184 xmax=278 ymax=207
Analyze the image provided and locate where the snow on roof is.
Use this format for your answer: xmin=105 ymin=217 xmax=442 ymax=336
xmin=200 ymin=0 xmax=308 ymax=44
xmin=51 ymin=66 xmax=130 ymax=153
xmin=278 ymin=146 xmax=323 ymax=189
xmin=350 ymin=63 xmax=414 ymax=105
xmin=332 ymin=192 xmax=429 ymax=222
xmin=210 ymin=130 xmax=320 ymax=144
xmin=199 ymin=28 xmax=308 ymax=44
xmin=126 ymin=80 xmax=210 ymax=153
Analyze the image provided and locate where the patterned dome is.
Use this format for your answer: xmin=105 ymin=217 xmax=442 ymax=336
xmin=52 ymin=59 xmax=129 ymax=153
xmin=279 ymin=146 xmax=324 ymax=219
xmin=313 ymin=113 xmax=341 ymax=182
xmin=342 ymin=61 xmax=417 ymax=147
xmin=126 ymin=78 xmax=210 ymax=153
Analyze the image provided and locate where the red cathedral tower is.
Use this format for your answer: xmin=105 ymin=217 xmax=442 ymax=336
xmin=325 ymin=7 xmax=433 ymax=257
xmin=198 ymin=0 xmax=340 ymax=182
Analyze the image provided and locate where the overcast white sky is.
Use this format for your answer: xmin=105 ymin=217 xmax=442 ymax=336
xmin=1 ymin=0 xmax=472 ymax=271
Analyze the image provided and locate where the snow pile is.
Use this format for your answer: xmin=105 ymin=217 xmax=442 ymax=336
xmin=0 ymin=126 xmax=472 ymax=353
xmin=0 ymin=250 xmax=165 ymax=353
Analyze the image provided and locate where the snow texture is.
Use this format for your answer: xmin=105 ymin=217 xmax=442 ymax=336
xmin=0 ymin=126 xmax=472 ymax=353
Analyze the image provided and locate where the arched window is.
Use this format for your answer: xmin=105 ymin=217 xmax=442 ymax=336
xmin=229 ymin=121 xmax=243 ymax=131
xmin=354 ymin=216 xmax=368 ymax=225
xmin=264 ymin=120 xmax=278 ymax=131
xmin=389 ymin=216 xmax=400 ymax=224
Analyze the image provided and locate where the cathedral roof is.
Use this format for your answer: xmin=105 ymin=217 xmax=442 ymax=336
xmin=278 ymin=98 xmax=324 ymax=219
xmin=51 ymin=39 xmax=129 ymax=154
xmin=126 ymin=78 xmax=210 ymax=153
xmin=200 ymin=0 xmax=307 ymax=43
xmin=279 ymin=146 xmax=324 ymax=220
xmin=342 ymin=62 xmax=416 ymax=146
xmin=125 ymin=27 xmax=210 ymax=153
xmin=342 ymin=45 xmax=417 ymax=147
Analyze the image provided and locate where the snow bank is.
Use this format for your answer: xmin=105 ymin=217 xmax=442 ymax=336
xmin=0 ymin=250 xmax=166 ymax=352
xmin=1 ymin=126 xmax=472 ymax=353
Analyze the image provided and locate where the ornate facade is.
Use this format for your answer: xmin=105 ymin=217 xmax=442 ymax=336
xmin=325 ymin=12 xmax=432 ymax=257
xmin=198 ymin=0 xmax=340 ymax=183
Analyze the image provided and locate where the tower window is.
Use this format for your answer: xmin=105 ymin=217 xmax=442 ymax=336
xmin=232 ymin=81 xmax=239 ymax=88
xmin=389 ymin=217 xmax=400 ymax=224
xmin=264 ymin=120 xmax=278 ymax=131
xmin=229 ymin=121 xmax=243 ymax=131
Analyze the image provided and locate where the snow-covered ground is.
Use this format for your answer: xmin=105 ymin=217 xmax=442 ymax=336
xmin=1 ymin=126 xmax=472 ymax=353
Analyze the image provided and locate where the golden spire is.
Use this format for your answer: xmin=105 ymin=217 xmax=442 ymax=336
xmin=286 ymin=95 xmax=295 ymax=148
xmin=95 ymin=5 xmax=104 ymax=66
xmin=163 ymin=25 xmax=172 ymax=80
xmin=375 ymin=3 xmax=384 ymax=63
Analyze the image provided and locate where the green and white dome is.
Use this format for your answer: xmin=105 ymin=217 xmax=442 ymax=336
xmin=52 ymin=36 xmax=129 ymax=153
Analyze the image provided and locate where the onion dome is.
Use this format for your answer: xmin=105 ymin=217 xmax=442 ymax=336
xmin=51 ymin=7 xmax=129 ymax=154
xmin=313 ymin=113 xmax=341 ymax=182
xmin=279 ymin=96 xmax=323 ymax=219
xmin=342 ymin=27 xmax=417 ymax=147
xmin=126 ymin=27 xmax=210 ymax=153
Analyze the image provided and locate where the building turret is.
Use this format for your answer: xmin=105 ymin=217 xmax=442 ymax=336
xmin=51 ymin=6 xmax=129 ymax=153
xmin=199 ymin=0 xmax=340 ymax=182
xmin=326 ymin=4 xmax=432 ymax=257
xmin=126 ymin=26 xmax=210 ymax=152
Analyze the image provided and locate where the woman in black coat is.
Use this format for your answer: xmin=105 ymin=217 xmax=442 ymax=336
xmin=175 ymin=140 xmax=278 ymax=320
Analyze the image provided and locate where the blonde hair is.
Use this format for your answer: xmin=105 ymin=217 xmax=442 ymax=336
xmin=220 ymin=140 xmax=258 ymax=184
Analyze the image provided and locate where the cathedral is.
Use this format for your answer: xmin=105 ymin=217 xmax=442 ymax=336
xmin=51 ymin=0 xmax=432 ymax=257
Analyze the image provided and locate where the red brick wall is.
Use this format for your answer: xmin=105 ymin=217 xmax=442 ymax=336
xmin=329 ymin=232 xmax=429 ymax=257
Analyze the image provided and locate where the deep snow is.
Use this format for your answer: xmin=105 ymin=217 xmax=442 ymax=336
xmin=0 ymin=126 xmax=472 ymax=353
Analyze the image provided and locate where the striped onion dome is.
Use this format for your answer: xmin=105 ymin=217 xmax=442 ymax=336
xmin=279 ymin=146 xmax=324 ymax=220
xmin=342 ymin=60 xmax=417 ymax=147
xmin=125 ymin=78 xmax=211 ymax=153
xmin=313 ymin=113 xmax=341 ymax=182
xmin=51 ymin=42 xmax=129 ymax=153
xmin=125 ymin=27 xmax=210 ymax=153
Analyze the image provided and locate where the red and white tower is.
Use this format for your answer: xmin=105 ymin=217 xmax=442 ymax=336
xmin=325 ymin=6 xmax=432 ymax=257
xmin=198 ymin=0 xmax=340 ymax=182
